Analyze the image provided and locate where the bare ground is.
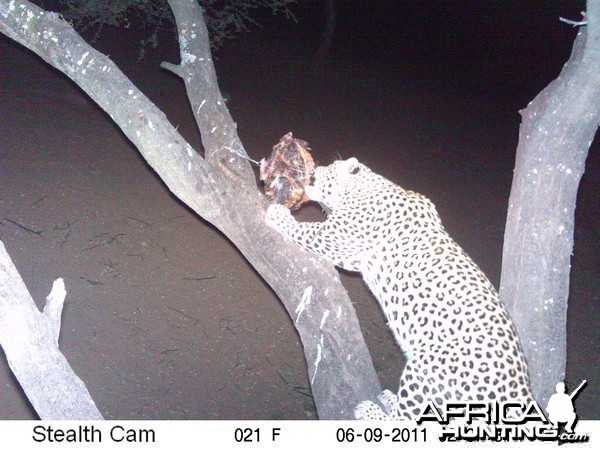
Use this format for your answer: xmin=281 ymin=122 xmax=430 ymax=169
xmin=0 ymin=29 xmax=598 ymax=420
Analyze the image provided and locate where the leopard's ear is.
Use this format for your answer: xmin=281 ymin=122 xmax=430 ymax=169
xmin=345 ymin=157 xmax=360 ymax=174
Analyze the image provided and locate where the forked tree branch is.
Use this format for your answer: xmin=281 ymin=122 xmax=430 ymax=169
xmin=0 ymin=0 xmax=381 ymax=419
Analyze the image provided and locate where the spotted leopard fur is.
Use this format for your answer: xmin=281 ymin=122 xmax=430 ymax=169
xmin=265 ymin=157 xmax=533 ymax=420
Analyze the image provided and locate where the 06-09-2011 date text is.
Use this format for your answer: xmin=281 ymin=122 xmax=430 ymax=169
xmin=336 ymin=427 xmax=426 ymax=443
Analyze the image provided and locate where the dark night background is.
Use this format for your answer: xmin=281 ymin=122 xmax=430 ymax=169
xmin=0 ymin=0 xmax=598 ymax=420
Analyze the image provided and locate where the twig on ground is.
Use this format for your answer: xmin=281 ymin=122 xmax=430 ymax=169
xmin=123 ymin=216 xmax=153 ymax=228
xmin=4 ymin=217 xmax=43 ymax=237
xmin=80 ymin=277 xmax=102 ymax=286
xmin=54 ymin=220 xmax=74 ymax=249
xmin=219 ymin=315 xmax=238 ymax=335
xmin=275 ymin=370 xmax=313 ymax=398
xmin=166 ymin=305 xmax=197 ymax=321
xmin=182 ymin=276 xmax=216 ymax=281
xmin=31 ymin=195 xmax=47 ymax=209
xmin=149 ymin=238 xmax=167 ymax=258
xmin=82 ymin=233 xmax=126 ymax=252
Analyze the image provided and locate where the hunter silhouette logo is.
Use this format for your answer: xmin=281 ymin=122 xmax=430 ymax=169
xmin=546 ymin=380 xmax=589 ymax=444
xmin=418 ymin=379 xmax=591 ymax=443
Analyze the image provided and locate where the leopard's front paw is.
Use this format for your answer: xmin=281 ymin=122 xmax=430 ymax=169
xmin=265 ymin=203 xmax=292 ymax=232
xmin=377 ymin=389 xmax=398 ymax=415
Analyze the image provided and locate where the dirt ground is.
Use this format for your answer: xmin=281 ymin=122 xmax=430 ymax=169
xmin=1 ymin=16 xmax=598 ymax=420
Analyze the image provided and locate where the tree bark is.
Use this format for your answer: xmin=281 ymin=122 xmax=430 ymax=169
xmin=0 ymin=0 xmax=381 ymax=419
xmin=0 ymin=241 xmax=103 ymax=419
xmin=499 ymin=1 xmax=600 ymax=407
xmin=317 ymin=0 xmax=336 ymax=61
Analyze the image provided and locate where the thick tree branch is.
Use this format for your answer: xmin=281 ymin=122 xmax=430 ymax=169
xmin=0 ymin=0 xmax=381 ymax=418
xmin=500 ymin=0 xmax=600 ymax=407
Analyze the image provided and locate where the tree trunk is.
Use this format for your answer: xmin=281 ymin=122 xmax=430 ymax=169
xmin=0 ymin=241 xmax=103 ymax=419
xmin=500 ymin=1 xmax=600 ymax=407
xmin=0 ymin=0 xmax=381 ymax=419
xmin=317 ymin=0 xmax=337 ymax=61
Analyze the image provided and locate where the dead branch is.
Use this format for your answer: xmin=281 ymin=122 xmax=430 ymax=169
xmin=0 ymin=240 xmax=102 ymax=419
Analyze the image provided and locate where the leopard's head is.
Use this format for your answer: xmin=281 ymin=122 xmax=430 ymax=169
xmin=305 ymin=157 xmax=366 ymax=211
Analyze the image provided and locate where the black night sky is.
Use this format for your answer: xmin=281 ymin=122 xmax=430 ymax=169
xmin=254 ymin=1 xmax=586 ymax=105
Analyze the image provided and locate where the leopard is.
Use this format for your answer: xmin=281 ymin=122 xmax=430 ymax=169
xmin=265 ymin=157 xmax=533 ymax=420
